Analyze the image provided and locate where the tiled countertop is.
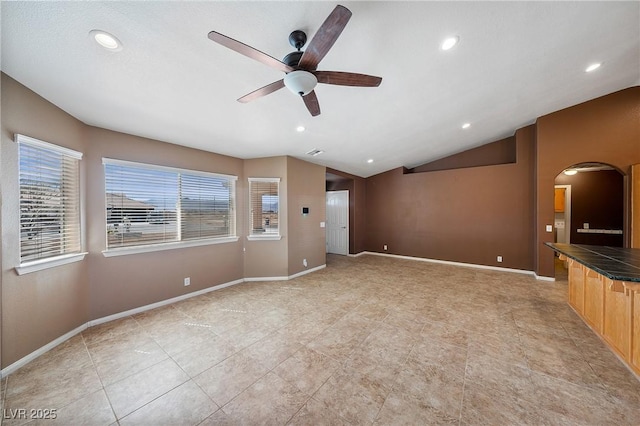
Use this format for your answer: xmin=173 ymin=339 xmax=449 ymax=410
xmin=545 ymin=243 xmax=640 ymax=283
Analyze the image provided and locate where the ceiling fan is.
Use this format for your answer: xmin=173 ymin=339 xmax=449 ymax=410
xmin=208 ymin=5 xmax=382 ymax=117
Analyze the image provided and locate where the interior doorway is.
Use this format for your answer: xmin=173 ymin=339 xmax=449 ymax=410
xmin=326 ymin=190 xmax=349 ymax=255
xmin=555 ymin=162 xmax=624 ymax=247
xmin=554 ymin=184 xmax=571 ymax=244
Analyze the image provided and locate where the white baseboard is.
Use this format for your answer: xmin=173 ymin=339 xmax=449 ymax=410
xmin=1 ymin=323 xmax=88 ymax=378
xmin=533 ymin=274 xmax=556 ymax=281
xmin=1 ymin=265 xmax=328 ymax=379
xmin=244 ymin=264 xmax=326 ymax=282
xmin=356 ymin=251 xmax=541 ymax=277
xmin=88 ymin=279 xmax=245 ymax=327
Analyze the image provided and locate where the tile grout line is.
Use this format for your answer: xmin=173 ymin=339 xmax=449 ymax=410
xmin=457 ymin=342 xmax=471 ymax=426
xmin=80 ymin=331 xmax=119 ymax=424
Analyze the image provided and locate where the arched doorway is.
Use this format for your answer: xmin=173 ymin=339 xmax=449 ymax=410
xmin=554 ymin=162 xmax=625 ymax=247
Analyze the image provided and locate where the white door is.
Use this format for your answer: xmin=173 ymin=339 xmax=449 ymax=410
xmin=326 ymin=190 xmax=349 ymax=255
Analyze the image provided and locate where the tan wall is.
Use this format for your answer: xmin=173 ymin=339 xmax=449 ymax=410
xmin=1 ymin=75 xmax=326 ymax=368
xmin=85 ymin=126 xmax=245 ymax=319
xmin=365 ymin=125 xmax=535 ymax=271
xmin=1 ymin=73 xmax=90 ymax=366
xmin=243 ymin=157 xmax=289 ymax=278
xmin=287 ymin=157 xmax=326 ymax=275
xmin=535 ymin=87 xmax=640 ymax=277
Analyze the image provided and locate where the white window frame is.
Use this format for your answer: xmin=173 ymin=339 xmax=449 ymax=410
xmin=102 ymin=158 xmax=238 ymax=257
xmin=247 ymin=177 xmax=281 ymax=241
xmin=15 ymin=134 xmax=86 ymax=275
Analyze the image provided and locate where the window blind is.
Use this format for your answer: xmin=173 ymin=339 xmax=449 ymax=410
xmin=18 ymin=135 xmax=82 ymax=263
xmin=249 ymin=178 xmax=280 ymax=235
xmin=103 ymin=159 xmax=236 ymax=250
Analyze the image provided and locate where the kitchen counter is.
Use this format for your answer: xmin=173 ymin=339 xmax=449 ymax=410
xmin=545 ymin=243 xmax=640 ymax=378
xmin=545 ymin=243 xmax=640 ymax=283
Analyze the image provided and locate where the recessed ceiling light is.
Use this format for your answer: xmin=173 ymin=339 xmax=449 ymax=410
xmin=462 ymin=123 xmax=471 ymax=129
xmin=441 ymin=36 xmax=459 ymax=51
xmin=367 ymin=159 xmax=374 ymax=164
xmin=296 ymin=125 xmax=305 ymax=132
xmin=563 ymin=169 xmax=578 ymax=176
xmin=90 ymin=30 xmax=122 ymax=51
xmin=585 ymin=63 xmax=601 ymax=73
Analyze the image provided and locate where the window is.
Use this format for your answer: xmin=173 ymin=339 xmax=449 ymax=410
xmin=103 ymin=158 xmax=237 ymax=253
xmin=248 ymin=178 xmax=280 ymax=240
xmin=18 ymin=134 xmax=82 ymax=264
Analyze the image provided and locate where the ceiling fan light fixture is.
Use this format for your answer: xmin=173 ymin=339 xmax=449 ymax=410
xmin=284 ymin=70 xmax=318 ymax=96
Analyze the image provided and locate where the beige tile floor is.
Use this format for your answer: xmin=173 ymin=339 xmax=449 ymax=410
xmin=2 ymin=254 xmax=640 ymax=425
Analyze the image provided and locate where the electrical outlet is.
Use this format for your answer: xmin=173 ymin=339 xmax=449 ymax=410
xmin=497 ymin=256 xmax=503 ymax=263
xmin=383 ymin=244 xmax=388 ymax=251
xmin=303 ymin=258 xmax=308 ymax=267
xmin=184 ymin=277 xmax=190 ymax=286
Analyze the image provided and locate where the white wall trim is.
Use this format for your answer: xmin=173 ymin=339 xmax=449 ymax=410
xmin=288 ymin=264 xmax=326 ymax=279
xmin=1 ymin=323 xmax=88 ymax=378
xmin=534 ymin=273 xmax=556 ymax=282
xmin=87 ymin=279 xmax=245 ymax=327
xmin=244 ymin=276 xmax=289 ymax=282
xmin=1 ymin=264 xmax=330 ymax=379
xmin=244 ymin=264 xmax=326 ymax=282
xmin=355 ymin=251 xmax=541 ymax=277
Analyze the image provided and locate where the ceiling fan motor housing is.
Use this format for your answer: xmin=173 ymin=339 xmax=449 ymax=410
xmin=283 ymin=51 xmax=304 ymax=68
xmin=288 ymin=30 xmax=307 ymax=50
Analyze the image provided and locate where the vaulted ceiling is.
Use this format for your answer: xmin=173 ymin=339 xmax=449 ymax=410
xmin=2 ymin=1 xmax=638 ymax=177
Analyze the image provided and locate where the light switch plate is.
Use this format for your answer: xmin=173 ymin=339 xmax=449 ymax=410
xmin=546 ymin=225 xmax=553 ymax=232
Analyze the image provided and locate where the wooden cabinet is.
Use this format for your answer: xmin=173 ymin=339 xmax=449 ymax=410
xmin=629 ymin=284 xmax=640 ymax=373
xmin=567 ymin=265 xmax=640 ymax=376
xmin=632 ymin=164 xmax=640 ymax=248
xmin=568 ymin=259 xmax=584 ymax=313
xmin=602 ymin=278 xmax=630 ymax=359
xmin=554 ymin=187 xmax=566 ymax=213
xmin=583 ymin=269 xmax=604 ymax=333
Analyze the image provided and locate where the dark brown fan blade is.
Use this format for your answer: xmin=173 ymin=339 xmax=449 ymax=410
xmin=313 ymin=71 xmax=382 ymax=87
xmin=298 ymin=5 xmax=352 ymax=70
xmin=208 ymin=31 xmax=294 ymax=73
xmin=302 ymin=91 xmax=321 ymax=116
xmin=237 ymin=80 xmax=285 ymax=103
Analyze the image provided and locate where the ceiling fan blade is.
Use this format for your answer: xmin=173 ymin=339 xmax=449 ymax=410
xmin=237 ymin=80 xmax=285 ymax=103
xmin=314 ymin=71 xmax=382 ymax=87
xmin=298 ymin=5 xmax=352 ymax=70
xmin=302 ymin=91 xmax=321 ymax=116
xmin=208 ymin=31 xmax=294 ymax=73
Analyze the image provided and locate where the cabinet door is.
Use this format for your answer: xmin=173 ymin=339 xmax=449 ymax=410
xmin=583 ymin=269 xmax=604 ymax=332
xmin=554 ymin=188 xmax=566 ymax=213
xmin=603 ymin=279 xmax=630 ymax=359
xmin=629 ymin=284 xmax=640 ymax=376
xmin=568 ymin=260 xmax=585 ymax=313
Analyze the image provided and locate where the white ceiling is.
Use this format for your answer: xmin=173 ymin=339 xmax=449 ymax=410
xmin=2 ymin=1 xmax=638 ymax=178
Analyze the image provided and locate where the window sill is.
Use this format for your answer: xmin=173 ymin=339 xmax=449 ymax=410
xmin=102 ymin=236 xmax=239 ymax=257
xmin=15 ymin=252 xmax=88 ymax=275
xmin=247 ymin=235 xmax=282 ymax=241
